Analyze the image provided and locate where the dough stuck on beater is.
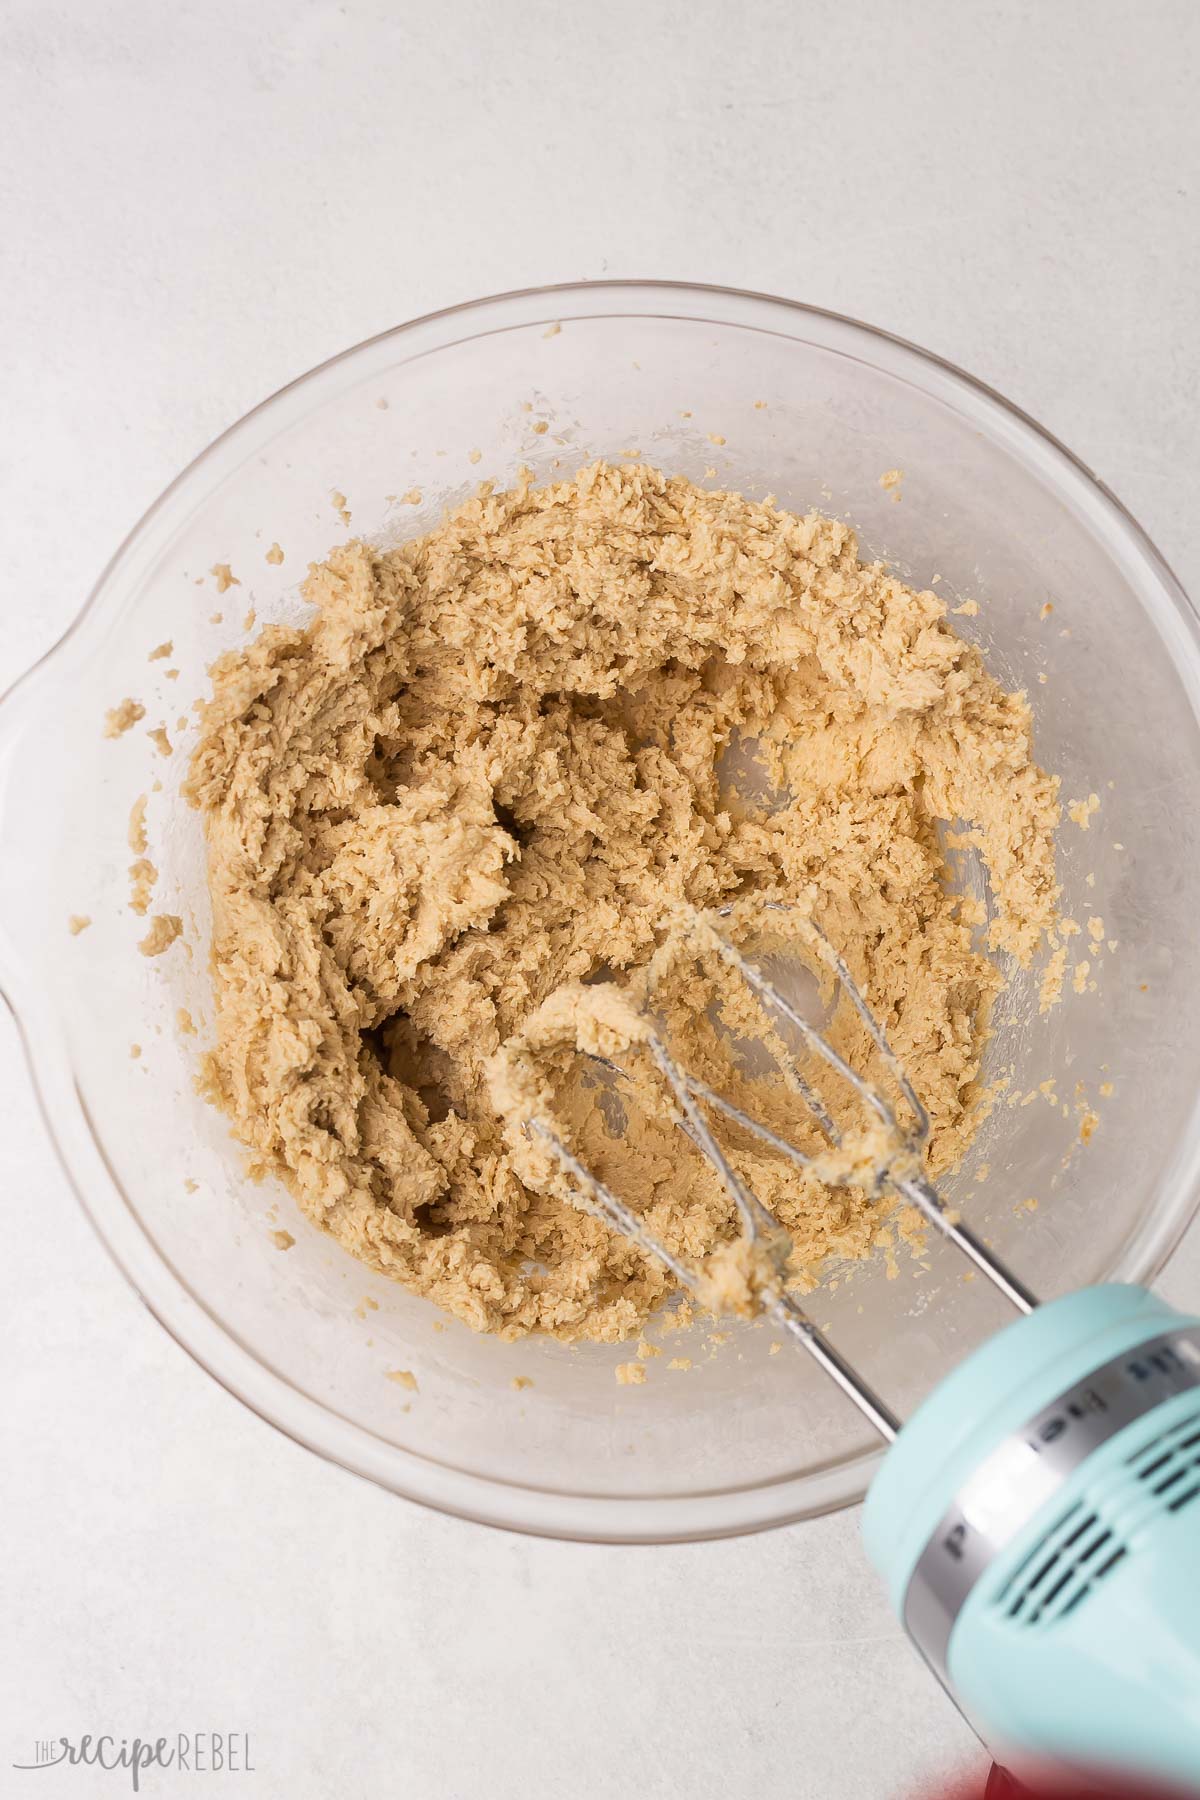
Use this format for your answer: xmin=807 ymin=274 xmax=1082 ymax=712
xmin=185 ymin=460 xmax=1060 ymax=1342
xmin=487 ymin=901 xmax=928 ymax=1323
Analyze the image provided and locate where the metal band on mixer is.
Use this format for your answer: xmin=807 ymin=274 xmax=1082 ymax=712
xmin=902 ymin=1325 xmax=1200 ymax=1686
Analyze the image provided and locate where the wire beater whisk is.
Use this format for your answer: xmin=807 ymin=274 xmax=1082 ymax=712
xmin=524 ymin=905 xmax=1038 ymax=1443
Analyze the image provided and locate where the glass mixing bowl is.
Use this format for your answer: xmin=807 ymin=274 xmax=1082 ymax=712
xmin=4 ymin=281 xmax=1200 ymax=1542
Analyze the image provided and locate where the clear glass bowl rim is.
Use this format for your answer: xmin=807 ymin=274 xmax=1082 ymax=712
xmin=3 ymin=278 xmax=1200 ymax=1544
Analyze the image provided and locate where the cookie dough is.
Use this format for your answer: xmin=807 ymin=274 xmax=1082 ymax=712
xmin=186 ymin=461 xmax=1060 ymax=1341
xmin=104 ymin=697 xmax=145 ymax=739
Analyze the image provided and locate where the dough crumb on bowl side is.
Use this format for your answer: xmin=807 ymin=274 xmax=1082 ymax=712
xmin=104 ymin=697 xmax=145 ymax=739
xmin=183 ymin=460 xmax=1061 ymax=1344
xmin=128 ymin=794 xmax=149 ymax=855
xmin=128 ymin=856 xmax=158 ymax=914
xmin=138 ymin=913 xmax=182 ymax=957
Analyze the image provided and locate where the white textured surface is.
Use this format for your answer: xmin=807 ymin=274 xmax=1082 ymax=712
xmin=3 ymin=3 xmax=1199 ymax=1795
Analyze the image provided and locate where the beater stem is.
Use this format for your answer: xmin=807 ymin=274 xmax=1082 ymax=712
xmin=770 ymin=1293 xmax=901 ymax=1441
xmin=895 ymin=1175 xmax=1038 ymax=1314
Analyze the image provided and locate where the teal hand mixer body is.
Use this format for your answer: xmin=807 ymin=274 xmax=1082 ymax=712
xmin=523 ymin=910 xmax=1200 ymax=1794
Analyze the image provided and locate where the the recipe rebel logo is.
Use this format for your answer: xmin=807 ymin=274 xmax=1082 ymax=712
xmin=12 ymin=1732 xmax=256 ymax=1790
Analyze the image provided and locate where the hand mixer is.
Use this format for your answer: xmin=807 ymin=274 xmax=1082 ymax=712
xmin=523 ymin=907 xmax=1200 ymax=1795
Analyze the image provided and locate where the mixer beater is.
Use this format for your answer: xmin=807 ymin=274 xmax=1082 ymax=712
xmin=527 ymin=903 xmax=1036 ymax=1438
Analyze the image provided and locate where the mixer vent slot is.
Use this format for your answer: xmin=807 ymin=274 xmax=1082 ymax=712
xmin=997 ymin=1504 xmax=1127 ymax=1629
xmin=992 ymin=1403 xmax=1200 ymax=1632
xmin=1128 ymin=1405 xmax=1200 ymax=1518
